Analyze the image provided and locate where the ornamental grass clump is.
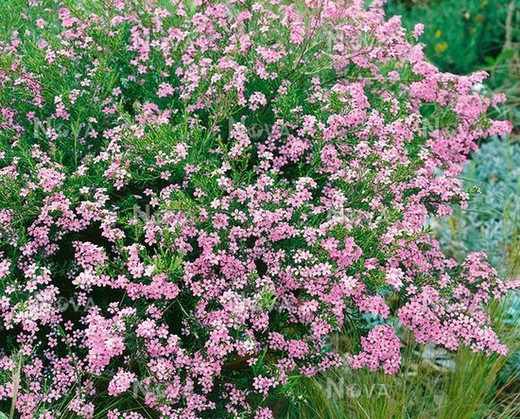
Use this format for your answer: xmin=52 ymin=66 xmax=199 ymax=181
xmin=0 ymin=0 xmax=516 ymax=418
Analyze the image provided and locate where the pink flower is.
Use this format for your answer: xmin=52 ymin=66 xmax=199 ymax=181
xmin=349 ymin=325 xmax=402 ymax=374
xmin=37 ymin=167 xmax=65 ymax=192
xmin=108 ymin=370 xmax=136 ymax=396
xmin=157 ymin=82 xmax=175 ymax=98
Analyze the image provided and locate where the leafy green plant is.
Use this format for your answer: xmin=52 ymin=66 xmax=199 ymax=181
xmin=385 ymin=0 xmax=512 ymax=75
xmin=0 ymin=0 xmax=516 ymax=417
xmin=433 ymin=136 xmax=520 ymax=273
xmin=281 ymin=297 xmax=519 ymax=418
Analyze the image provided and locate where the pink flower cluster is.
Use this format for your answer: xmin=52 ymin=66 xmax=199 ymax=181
xmin=0 ymin=0 xmax=516 ymax=418
xmin=348 ymin=325 xmax=401 ymax=374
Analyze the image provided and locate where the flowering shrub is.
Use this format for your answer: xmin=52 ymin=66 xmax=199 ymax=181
xmin=0 ymin=0 xmax=517 ymax=418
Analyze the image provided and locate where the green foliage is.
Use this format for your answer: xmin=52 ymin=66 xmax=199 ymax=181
xmin=282 ymin=299 xmax=519 ymax=418
xmin=433 ymin=136 xmax=520 ymax=273
xmin=385 ymin=0 xmax=514 ymax=75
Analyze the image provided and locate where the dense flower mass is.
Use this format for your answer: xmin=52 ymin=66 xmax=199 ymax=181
xmin=0 ymin=0 xmax=516 ymax=417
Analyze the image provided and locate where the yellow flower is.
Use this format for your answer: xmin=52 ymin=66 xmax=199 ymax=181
xmin=434 ymin=29 xmax=442 ymax=38
xmin=435 ymin=42 xmax=448 ymax=54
